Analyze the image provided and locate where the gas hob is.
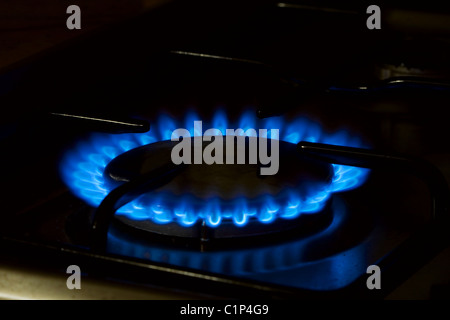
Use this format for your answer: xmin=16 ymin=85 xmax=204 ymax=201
xmin=1 ymin=0 xmax=450 ymax=300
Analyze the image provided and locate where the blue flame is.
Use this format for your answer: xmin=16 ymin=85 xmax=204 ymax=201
xmin=60 ymin=108 xmax=370 ymax=227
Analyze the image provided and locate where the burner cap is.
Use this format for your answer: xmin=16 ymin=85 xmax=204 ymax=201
xmin=104 ymin=136 xmax=333 ymax=202
xmin=103 ymin=136 xmax=334 ymax=241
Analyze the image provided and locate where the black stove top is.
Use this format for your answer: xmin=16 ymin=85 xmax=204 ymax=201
xmin=1 ymin=0 xmax=450 ymax=300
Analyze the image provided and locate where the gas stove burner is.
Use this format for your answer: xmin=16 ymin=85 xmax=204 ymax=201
xmin=105 ymin=136 xmax=334 ymax=240
xmin=59 ymin=108 xmax=370 ymax=232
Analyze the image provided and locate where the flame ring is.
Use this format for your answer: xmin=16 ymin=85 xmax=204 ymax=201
xmin=60 ymin=110 xmax=370 ymax=227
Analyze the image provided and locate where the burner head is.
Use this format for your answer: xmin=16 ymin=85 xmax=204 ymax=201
xmin=104 ymin=136 xmax=333 ymax=206
xmin=103 ymin=136 xmax=334 ymax=241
